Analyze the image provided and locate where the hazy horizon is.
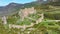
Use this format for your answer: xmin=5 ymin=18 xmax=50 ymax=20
xmin=0 ymin=0 xmax=36 ymax=6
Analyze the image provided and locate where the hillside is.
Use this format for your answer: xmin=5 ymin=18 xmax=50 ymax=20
xmin=0 ymin=3 xmax=23 ymax=16
xmin=0 ymin=0 xmax=60 ymax=34
xmin=0 ymin=0 xmax=50 ymax=16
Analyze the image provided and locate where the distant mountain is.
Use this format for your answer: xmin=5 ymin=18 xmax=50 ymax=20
xmin=0 ymin=0 xmax=58 ymax=16
xmin=0 ymin=3 xmax=23 ymax=16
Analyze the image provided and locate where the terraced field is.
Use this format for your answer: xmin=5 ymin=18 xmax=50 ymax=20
xmin=0 ymin=20 xmax=60 ymax=34
xmin=0 ymin=5 xmax=60 ymax=34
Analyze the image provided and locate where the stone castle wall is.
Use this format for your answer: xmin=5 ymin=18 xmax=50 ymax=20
xmin=19 ymin=7 xmax=36 ymax=21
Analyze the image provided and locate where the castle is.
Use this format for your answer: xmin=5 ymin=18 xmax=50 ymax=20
xmin=19 ymin=7 xmax=36 ymax=21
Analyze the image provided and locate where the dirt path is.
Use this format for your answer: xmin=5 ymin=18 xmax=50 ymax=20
xmin=45 ymin=20 xmax=60 ymax=22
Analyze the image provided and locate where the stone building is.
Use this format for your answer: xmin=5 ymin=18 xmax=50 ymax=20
xmin=19 ymin=7 xmax=36 ymax=21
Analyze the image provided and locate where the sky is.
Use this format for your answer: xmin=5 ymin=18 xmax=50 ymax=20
xmin=0 ymin=0 xmax=36 ymax=6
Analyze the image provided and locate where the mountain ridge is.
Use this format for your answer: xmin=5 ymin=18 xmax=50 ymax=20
xmin=0 ymin=0 xmax=59 ymax=16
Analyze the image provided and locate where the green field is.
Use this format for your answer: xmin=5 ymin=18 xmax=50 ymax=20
xmin=0 ymin=4 xmax=60 ymax=34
